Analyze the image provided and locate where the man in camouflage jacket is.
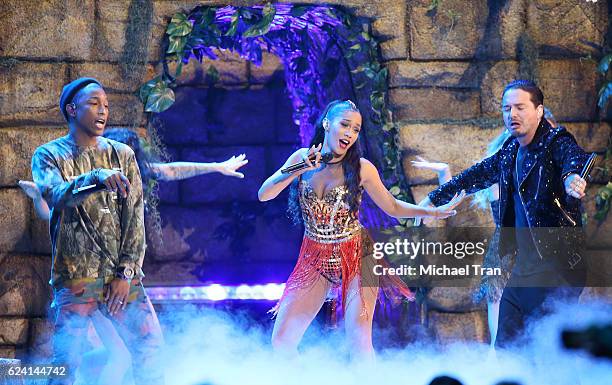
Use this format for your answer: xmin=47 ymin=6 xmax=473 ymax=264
xmin=32 ymin=78 xmax=164 ymax=384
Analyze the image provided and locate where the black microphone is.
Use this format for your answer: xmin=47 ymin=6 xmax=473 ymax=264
xmin=555 ymin=152 xmax=598 ymax=225
xmin=281 ymin=152 xmax=334 ymax=174
xmin=71 ymin=183 xmax=107 ymax=197
xmin=580 ymin=153 xmax=597 ymax=180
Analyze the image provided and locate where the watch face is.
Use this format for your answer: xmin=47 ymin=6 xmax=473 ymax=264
xmin=124 ymin=266 xmax=135 ymax=278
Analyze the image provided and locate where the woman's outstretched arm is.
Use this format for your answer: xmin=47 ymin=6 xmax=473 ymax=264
xmin=150 ymin=153 xmax=249 ymax=181
xmin=18 ymin=180 xmax=50 ymax=220
xmin=360 ymin=158 xmax=464 ymax=219
xmin=258 ymin=144 xmax=322 ymax=202
xmin=410 ymin=156 xmax=452 ymax=185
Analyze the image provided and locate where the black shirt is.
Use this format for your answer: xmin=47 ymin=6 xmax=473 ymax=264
xmin=511 ymin=142 xmax=556 ymax=277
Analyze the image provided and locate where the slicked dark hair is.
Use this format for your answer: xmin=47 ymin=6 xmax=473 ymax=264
xmin=287 ymin=100 xmax=362 ymax=224
xmin=502 ymin=79 xmax=544 ymax=108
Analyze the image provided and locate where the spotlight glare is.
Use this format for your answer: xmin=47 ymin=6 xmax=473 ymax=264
xmin=236 ymin=284 xmax=251 ymax=300
xmin=205 ymin=284 xmax=228 ymax=301
xmin=145 ymin=283 xmax=286 ymax=302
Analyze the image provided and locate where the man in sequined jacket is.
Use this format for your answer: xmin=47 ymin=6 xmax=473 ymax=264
xmin=422 ymin=80 xmax=590 ymax=348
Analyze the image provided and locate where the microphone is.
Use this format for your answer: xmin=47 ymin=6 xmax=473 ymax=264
xmin=71 ymin=183 xmax=107 ymax=197
xmin=580 ymin=153 xmax=597 ymax=180
xmin=281 ymin=152 xmax=334 ymax=174
xmin=555 ymin=152 xmax=598 ymax=225
xmin=71 ymin=168 xmax=126 ymax=197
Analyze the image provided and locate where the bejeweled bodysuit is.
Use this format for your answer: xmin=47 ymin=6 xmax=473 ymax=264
xmin=271 ymin=177 xmax=414 ymax=316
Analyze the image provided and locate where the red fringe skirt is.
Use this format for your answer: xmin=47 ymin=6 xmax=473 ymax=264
xmin=270 ymin=228 xmax=414 ymax=317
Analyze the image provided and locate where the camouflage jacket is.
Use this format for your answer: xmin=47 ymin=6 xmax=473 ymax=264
xmin=32 ymin=134 xmax=145 ymax=288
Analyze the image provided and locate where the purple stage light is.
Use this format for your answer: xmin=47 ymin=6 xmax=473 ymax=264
xmin=146 ymin=283 xmax=286 ymax=303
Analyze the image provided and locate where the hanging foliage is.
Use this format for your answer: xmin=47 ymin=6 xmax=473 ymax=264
xmin=139 ymin=3 xmax=414 ymax=228
xmin=593 ymin=28 xmax=612 ymax=224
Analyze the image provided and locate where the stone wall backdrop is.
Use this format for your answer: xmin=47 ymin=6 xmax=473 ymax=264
xmin=0 ymin=0 xmax=610 ymax=361
xmin=145 ymin=50 xmax=304 ymax=286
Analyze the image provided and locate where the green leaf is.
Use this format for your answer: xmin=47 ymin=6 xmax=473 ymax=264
xmin=349 ymin=43 xmax=362 ymax=51
xmin=225 ymin=10 xmax=240 ymax=36
xmin=262 ymin=3 xmax=276 ymax=19
xmin=144 ymin=82 xmax=175 ymax=113
xmin=165 ymin=53 xmax=179 ymax=62
xmin=597 ymin=81 xmax=612 ymax=109
xmin=594 ymin=192 xmax=610 ymax=221
xmin=377 ymin=67 xmax=389 ymax=82
xmin=324 ymin=7 xmax=337 ymax=20
xmin=598 ymin=54 xmax=612 ymax=75
xmin=200 ymin=7 xmax=217 ymax=26
xmin=175 ymin=61 xmax=184 ymax=78
xmin=206 ymin=64 xmax=220 ymax=84
xmin=166 ymin=13 xmax=193 ymax=37
xmin=597 ymin=183 xmax=612 ymax=201
xmin=167 ymin=35 xmax=187 ymax=54
xmin=364 ymin=67 xmax=377 ymax=79
xmin=350 ymin=65 xmax=366 ymax=74
xmin=390 ymin=186 xmax=401 ymax=196
xmin=242 ymin=9 xmax=254 ymax=20
xmin=290 ymin=5 xmax=309 ymax=18
xmin=370 ymin=91 xmax=385 ymax=111
xmin=382 ymin=122 xmax=395 ymax=132
xmin=341 ymin=13 xmax=352 ymax=28
xmin=385 ymin=109 xmax=393 ymax=122
xmin=243 ymin=3 xmax=276 ymax=38
xmin=427 ymin=0 xmax=440 ymax=11
xmin=138 ymin=76 xmax=161 ymax=103
xmin=347 ymin=32 xmax=360 ymax=42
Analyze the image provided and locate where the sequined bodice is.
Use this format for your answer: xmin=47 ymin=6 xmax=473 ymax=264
xmin=299 ymin=178 xmax=362 ymax=243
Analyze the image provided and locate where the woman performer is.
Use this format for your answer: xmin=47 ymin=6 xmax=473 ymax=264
xmin=258 ymin=99 xmax=465 ymax=359
xmin=20 ymin=127 xmax=249 ymax=384
xmin=19 ymin=127 xmax=249 ymax=221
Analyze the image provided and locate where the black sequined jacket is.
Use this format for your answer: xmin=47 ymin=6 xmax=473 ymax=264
xmin=428 ymin=118 xmax=590 ymax=268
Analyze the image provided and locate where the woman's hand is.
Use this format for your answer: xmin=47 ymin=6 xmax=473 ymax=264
xmin=18 ymin=180 xmax=51 ymax=220
xmin=298 ymin=143 xmax=323 ymax=173
xmin=18 ymin=180 xmax=42 ymax=200
xmin=216 ymin=153 xmax=249 ymax=178
xmin=411 ymin=156 xmax=451 ymax=184
xmin=431 ymin=190 xmax=466 ymax=219
xmin=17 ymin=180 xmax=42 ymax=200
xmin=413 ymin=196 xmax=434 ymax=226
xmin=258 ymin=144 xmax=322 ymax=202
xmin=411 ymin=156 xmax=449 ymax=173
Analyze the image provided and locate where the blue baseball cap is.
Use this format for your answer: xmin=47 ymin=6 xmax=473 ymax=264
xmin=59 ymin=77 xmax=103 ymax=122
